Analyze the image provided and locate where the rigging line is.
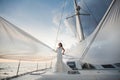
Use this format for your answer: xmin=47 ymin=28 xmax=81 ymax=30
xmin=54 ymin=0 xmax=66 ymax=49
xmin=68 ymin=0 xmax=72 ymax=12
xmin=68 ymin=0 xmax=74 ymax=16
xmin=80 ymin=0 xmax=116 ymax=61
xmin=80 ymin=9 xmax=89 ymax=15
xmin=82 ymin=0 xmax=98 ymax=25
xmin=79 ymin=0 xmax=89 ymax=14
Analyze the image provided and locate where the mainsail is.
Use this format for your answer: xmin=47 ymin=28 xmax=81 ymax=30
xmin=68 ymin=0 xmax=120 ymax=64
xmin=0 ymin=17 xmax=56 ymax=61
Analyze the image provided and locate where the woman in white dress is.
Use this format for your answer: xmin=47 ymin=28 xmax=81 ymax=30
xmin=55 ymin=42 xmax=71 ymax=73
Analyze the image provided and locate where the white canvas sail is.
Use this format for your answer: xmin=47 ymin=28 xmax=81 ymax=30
xmin=67 ymin=0 xmax=120 ymax=64
xmin=0 ymin=17 xmax=56 ymax=61
xmin=84 ymin=0 xmax=120 ymax=64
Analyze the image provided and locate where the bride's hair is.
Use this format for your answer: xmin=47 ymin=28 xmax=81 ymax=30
xmin=58 ymin=42 xmax=63 ymax=47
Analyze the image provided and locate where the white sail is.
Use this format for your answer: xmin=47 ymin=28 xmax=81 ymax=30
xmin=67 ymin=0 xmax=120 ymax=64
xmin=84 ymin=0 xmax=120 ymax=64
xmin=0 ymin=17 xmax=56 ymax=61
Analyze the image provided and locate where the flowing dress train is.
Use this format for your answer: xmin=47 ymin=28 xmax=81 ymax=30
xmin=55 ymin=47 xmax=71 ymax=73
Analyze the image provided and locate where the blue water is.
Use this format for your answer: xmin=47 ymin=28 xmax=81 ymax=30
xmin=0 ymin=61 xmax=48 ymax=79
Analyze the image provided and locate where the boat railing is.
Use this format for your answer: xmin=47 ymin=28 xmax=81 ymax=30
xmin=1 ymin=60 xmax=52 ymax=80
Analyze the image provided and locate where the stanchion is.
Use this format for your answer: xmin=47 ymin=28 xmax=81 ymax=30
xmin=16 ymin=59 xmax=21 ymax=76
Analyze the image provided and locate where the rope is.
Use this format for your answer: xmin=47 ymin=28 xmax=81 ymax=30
xmin=82 ymin=0 xmax=98 ymax=25
xmin=54 ymin=0 xmax=66 ymax=49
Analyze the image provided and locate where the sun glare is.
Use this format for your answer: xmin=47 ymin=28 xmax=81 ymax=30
xmin=0 ymin=59 xmax=18 ymax=62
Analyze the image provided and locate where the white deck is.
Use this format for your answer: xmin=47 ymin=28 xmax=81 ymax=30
xmin=10 ymin=69 xmax=120 ymax=80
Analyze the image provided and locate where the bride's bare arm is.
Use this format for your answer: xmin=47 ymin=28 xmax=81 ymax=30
xmin=62 ymin=47 xmax=65 ymax=55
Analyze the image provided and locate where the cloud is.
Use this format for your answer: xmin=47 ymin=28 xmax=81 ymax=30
xmin=64 ymin=18 xmax=77 ymax=37
xmin=52 ymin=14 xmax=61 ymax=26
xmin=52 ymin=12 xmax=78 ymax=49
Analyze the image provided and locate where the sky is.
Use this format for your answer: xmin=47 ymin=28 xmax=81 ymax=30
xmin=0 ymin=0 xmax=112 ymax=49
xmin=0 ymin=0 xmax=112 ymax=48
xmin=1 ymin=0 xmax=116 ymax=63
xmin=0 ymin=0 xmax=76 ymax=49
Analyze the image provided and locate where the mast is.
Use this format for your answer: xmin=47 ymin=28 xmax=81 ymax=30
xmin=73 ymin=0 xmax=84 ymax=42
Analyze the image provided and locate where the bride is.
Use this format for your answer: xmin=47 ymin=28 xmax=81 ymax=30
xmin=55 ymin=42 xmax=71 ymax=73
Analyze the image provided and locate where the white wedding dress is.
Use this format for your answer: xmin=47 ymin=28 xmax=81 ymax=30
xmin=55 ymin=47 xmax=71 ymax=73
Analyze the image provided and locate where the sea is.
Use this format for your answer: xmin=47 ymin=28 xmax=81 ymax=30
xmin=0 ymin=61 xmax=50 ymax=79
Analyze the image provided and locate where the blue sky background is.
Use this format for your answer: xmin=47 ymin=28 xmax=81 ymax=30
xmin=0 ymin=0 xmax=112 ymax=49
